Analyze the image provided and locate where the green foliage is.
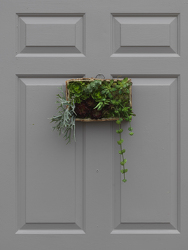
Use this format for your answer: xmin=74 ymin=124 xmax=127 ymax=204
xmin=49 ymin=87 xmax=76 ymax=144
xmin=121 ymin=169 xmax=128 ymax=173
xmin=116 ymin=120 xmax=121 ymax=124
xmin=119 ymin=149 xmax=126 ymax=154
xmin=67 ymin=78 xmax=135 ymax=120
xmin=116 ymin=118 xmax=135 ymax=183
xmin=51 ymin=78 xmax=136 ymax=183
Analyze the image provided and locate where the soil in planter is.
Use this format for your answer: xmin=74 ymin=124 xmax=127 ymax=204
xmin=75 ymin=98 xmax=116 ymax=119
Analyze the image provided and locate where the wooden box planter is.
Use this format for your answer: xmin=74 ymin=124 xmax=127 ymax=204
xmin=66 ymin=77 xmax=132 ymax=122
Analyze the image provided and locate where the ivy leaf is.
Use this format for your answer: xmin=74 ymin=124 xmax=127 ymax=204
xmin=117 ymin=140 xmax=122 ymax=145
xmin=116 ymin=120 xmax=121 ymax=124
xmin=116 ymin=129 xmax=123 ymax=134
xmin=121 ymin=169 xmax=128 ymax=173
xmin=123 ymin=159 xmax=127 ymax=164
xmin=122 ymin=179 xmax=127 ymax=183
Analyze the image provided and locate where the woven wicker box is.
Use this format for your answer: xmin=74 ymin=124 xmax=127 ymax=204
xmin=66 ymin=78 xmax=132 ymax=122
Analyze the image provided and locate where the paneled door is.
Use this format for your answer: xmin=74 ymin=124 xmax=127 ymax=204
xmin=0 ymin=0 xmax=188 ymax=249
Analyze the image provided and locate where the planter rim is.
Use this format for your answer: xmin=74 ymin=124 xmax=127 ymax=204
xmin=66 ymin=78 xmax=132 ymax=122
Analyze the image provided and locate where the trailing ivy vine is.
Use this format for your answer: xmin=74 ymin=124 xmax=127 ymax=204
xmin=116 ymin=117 xmax=134 ymax=182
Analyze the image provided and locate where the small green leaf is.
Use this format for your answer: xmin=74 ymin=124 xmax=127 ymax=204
xmin=123 ymin=159 xmax=127 ymax=164
xmin=122 ymin=149 xmax=126 ymax=153
xmin=117 ymin=140 xmax=122 ymax=145
xmin=116 ymin=129 xmax=123 ymax=133
xmin=122 ymin=179 xmax=127 ymax=183
xmin=117 ymin=139 xmax=124 ymax=145
xmin=116 ymin=120 xmax=121 ymax=124
xmin=121 ymin=169 xmax=128 ymax=173
xmin=122 ymin=107 xmax=129 ymax=112
xmin=128 ymin=127 xmax=133 ymax=131
xmin=129 ymin=132 xmax=134 ymax=136
xmin=124 ymin=77 xmax=128 ymax=82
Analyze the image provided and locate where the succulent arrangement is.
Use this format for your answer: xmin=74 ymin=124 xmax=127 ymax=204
xmin=50 ymin=78 xmax=135 ymax=182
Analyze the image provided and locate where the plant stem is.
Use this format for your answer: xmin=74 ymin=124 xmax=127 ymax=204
xmin=119 ymin=123 xmax=125 ymax=180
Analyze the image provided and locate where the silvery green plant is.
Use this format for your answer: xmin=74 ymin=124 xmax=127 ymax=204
xmin=50 ymin=87 xmax=76 ymax=144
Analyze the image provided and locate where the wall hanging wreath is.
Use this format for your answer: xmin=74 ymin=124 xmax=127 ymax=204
xmin=50 ymin=77 xmax=135 ymax=182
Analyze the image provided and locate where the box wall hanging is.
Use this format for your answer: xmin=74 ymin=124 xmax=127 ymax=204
xmin=50 ymin=76 xmax=136 ymax=182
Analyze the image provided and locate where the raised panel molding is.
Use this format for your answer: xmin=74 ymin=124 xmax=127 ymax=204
xmin=16 ymin=76 xmax=85 ymax=234
xmin=17 ymin=14 xmax=85 ymax=56
xmin=111 ymin=14 xmax=179 ymax=56
xmin=111 ymin=76 xmax=180 ymax=234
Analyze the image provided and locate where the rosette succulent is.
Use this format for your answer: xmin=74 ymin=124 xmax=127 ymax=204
xmin=75 ymin=102 xmax=90 ymax=118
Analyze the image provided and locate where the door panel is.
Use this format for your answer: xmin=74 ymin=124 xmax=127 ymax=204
xmin=16 ymin=78 xmax=85 ymax=233
xmin=0 ymin=0 xmax=188 ymax=249
xmin=112 ymin=14 xmax=178 ymax=55
xmin=112 ymin=77 xmax=178 ymax=233
xmin=18 ymin=14 xmax=85 ymax=55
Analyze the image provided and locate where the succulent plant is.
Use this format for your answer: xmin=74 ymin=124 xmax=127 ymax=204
xmin=91 ymin=109 xmax=103 ymax=119
xmin=85 ymin=97 xmax=96 ymax=108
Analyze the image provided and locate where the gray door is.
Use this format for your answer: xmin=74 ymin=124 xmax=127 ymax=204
xmin=0 ymin=0 xmax=188 ymax=249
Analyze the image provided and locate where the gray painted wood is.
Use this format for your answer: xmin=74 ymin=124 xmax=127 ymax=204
xmin=0 ymin=0 xmax=188 ymax=249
